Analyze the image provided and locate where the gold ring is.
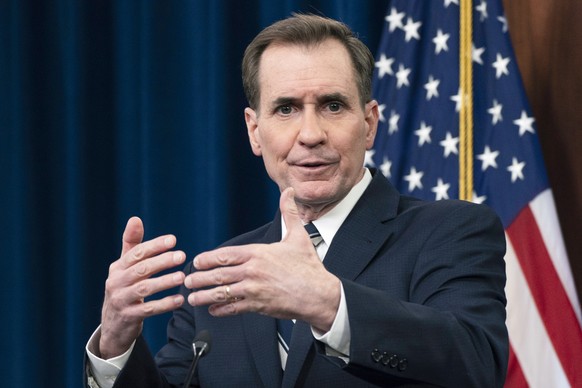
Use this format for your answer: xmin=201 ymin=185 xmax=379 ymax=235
xmin=225 ymin=285 xmax=241 ymax=302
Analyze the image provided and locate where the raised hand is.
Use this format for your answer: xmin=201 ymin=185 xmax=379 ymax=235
xmin=184 ymin=188 xmax=341 ymax=332
xmin=99 ymin=217 xmax=186 ymax=359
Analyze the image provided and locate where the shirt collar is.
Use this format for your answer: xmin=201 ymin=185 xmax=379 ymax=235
xmin=281 ymin=168 xmax=373 ymax=246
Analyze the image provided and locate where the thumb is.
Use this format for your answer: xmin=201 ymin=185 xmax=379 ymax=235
xmin=121 ymin=216 xmax=144 ymax=256
xmin=279 ymin=187 xmax=306 ymax=242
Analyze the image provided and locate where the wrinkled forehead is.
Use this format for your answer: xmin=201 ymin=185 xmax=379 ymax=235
xmin=256 ymin=40 xmax=359 ymax=101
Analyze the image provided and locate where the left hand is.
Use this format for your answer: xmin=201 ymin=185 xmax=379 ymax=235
xmin=184 ymin=187 xmax=341 ymax=332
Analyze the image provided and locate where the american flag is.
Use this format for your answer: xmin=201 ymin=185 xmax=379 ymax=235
xmin=367 ymin=0 xmax=582 ymax=386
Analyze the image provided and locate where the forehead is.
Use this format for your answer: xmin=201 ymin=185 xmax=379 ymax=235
xmin=257 ymin=39 xmax=359 ymax=103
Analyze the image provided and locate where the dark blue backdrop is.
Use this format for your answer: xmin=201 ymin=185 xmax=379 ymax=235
xmin=0 ymin=1 xmax=388 ymax=386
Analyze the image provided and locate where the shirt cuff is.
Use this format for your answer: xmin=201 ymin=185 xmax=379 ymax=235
xmin=85 ymin=326 xmax=136 ymax=388
xmin=311 ymin=282 xmax=351 ymax=359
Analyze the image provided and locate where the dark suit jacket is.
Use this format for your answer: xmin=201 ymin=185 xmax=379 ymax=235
xmin=100 ymin=170 xmax=508 ymax=387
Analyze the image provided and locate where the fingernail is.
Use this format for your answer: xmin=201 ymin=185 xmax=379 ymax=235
xmin=164 ymin=236 xmax=174 ymax=247
xmin=193 ymin=257 xmax=199 ymax=269
xmin=174 ymin=296 xmax=183 ymax=305
xmin=173 ymin=273 xmax=182 ymax=283
xmin=184 ymin=276 xmax=192 ymax=288
xmin=173 ymin=252 xmax=183 ymax=264
xmin=188 ymin=293 xmax=196 ymax=306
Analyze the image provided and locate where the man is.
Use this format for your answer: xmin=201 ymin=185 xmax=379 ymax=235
xmin=86 ymin=14 xmax=508 ymax=387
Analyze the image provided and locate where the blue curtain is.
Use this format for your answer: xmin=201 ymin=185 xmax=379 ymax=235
xmin=0 ymin=0 xmax=388 ymax=386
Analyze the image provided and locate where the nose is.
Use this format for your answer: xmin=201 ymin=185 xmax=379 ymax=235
xmin=297 ymin=106 xmax=326 ymax=146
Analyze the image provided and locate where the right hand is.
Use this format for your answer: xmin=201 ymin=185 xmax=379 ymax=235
xmin=99 ymin=217 xmax=186 ymax=359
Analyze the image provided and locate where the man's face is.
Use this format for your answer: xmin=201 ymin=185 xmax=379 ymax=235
xmin=245 ymin=39 xmax=378 ymax=216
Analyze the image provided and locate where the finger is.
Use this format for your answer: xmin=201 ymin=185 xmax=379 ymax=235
xmin=125 ymin=293 xmax=185 ymax=319
xmin=193 ymin=244 xmax=255 ymax=271
xmin=279 ymin=187 xmax=308 ymax=243
xmin=208 ymin=300 xmax=244 ymax=317
xmin=185 ymin=264 xmax=245 ymax=289
xmin=121 ymin=217 xmax=145 ymax=256
xmin=119 ymin=234 xmax=177 ymax=270
xmin=127 ymin=271 xmax=186 ymax=302
xmin=126 ymin=250 xmax=186 ymax=283
xmin=187 ymin=283 xmax=242 ymax=306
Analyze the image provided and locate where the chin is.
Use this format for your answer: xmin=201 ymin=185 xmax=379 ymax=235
xmin=293 ymin=186 xmax=338 ymax=206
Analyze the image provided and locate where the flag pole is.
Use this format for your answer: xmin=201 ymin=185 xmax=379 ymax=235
xmin=459 ymin=0 xmax=474 ymax=201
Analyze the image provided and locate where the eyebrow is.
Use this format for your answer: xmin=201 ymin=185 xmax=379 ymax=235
xmin=270 ymin=92 xmax=351 ymax=109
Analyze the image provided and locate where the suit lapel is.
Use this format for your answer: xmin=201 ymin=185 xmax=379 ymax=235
xmin=324 ymin=171 xmax=399 ymax=281
xmin=242 ymin=313 xmax=283 ymax=387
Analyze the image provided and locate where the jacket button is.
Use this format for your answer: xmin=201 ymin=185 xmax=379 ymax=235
xmin=389 ymin=354 xmax=399 ymax=368
xmin=381 ymin=352 xmax=390 ymax=366
xmin=371 ymin=349 xmax=382 ymax=363
xmin=398 ymin=358 xmax=408 ymax=371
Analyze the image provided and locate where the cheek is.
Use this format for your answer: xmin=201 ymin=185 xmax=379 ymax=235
xmin=336 ymin=131 xmax=366 ymax=154
xmin=260 ymin=130 xmax=295 ymax=159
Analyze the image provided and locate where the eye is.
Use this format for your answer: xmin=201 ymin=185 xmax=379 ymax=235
xmin=277 ymin=105 xmax=293 ymax=115
xmin=327 ymin=102 xmax=342 ymax=112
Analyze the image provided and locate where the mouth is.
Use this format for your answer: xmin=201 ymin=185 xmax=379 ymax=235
xmin=299 ymin=161 xmax=327 ymax=168
xmin=291 ymin=160 xmax=336 ymax=175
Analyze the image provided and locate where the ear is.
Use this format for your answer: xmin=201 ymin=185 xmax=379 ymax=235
xmin=364 ymin=100 xmax=379 ymax=149
xmin=245 ymin=107 xmax=262 ymax=156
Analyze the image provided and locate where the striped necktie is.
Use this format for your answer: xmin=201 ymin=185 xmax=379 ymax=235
xmin=277 ymin=222 xmax=323 ymax=368
xmin=304 ymin=222 xmax=324 ymax=248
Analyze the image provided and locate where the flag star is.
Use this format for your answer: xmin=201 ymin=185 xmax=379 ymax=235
xmin=364 ymin=149 xmax=375 ymax=167
xmin=402 ymin=17 xmax=422 ymax=42
xmin=380 ymin=157 xmax=392 ymax=178
xmin=375 ymin=54 xmax=395 ymax=79
xmin=450 ymin=88 xmax=462 ymax=112
xmin=424 ymin=75 xmax=440 ymax=100
xmin=498 ymin=16 xmax=508 ymax=33
xmin=415 ymin=121 xmax=433 ymax=146
xmin=476 ymin=145 xmax=500 ymax=171
xmin=431 ymin=178 xmax=451 ymax=200
xmin=444 ymin=0 xmax=459 ymax=7
xmin=388 ymin=110 xmax=400 ymax=134
xmin=492 ymin=53 xmax=510 ymax=78
xmin=378 ymin=104 xmax=386 ymax=122
xmin=433 ymin=29 xmax=450 ymax=54
xmin=472 ymin=192 xmax=487 ymax=204
xmin=488 ymin=99 xmax=503 ymax=125
xmin=513 ymin=110 xmax=536 ymax=136
xmin=439 ymin=132 xmax=459 ymax=157
xmin=507 ymin=157 xmax=526 ymax=182
xmin=476 ymin=1 xmax=488 ymax=21
xmin=404 ymin=167 xmax=424 ymax=192
xmin=385 ymin=7 xmax=405 ymax=32
xmin=396 ymin=64 xmax=411 ymax=88
xmin=472 ymin=44 xmax=485 ymax=65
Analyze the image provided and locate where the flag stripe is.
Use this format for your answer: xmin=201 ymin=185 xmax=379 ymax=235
xmin=530 ymin=190 xmax=582 ymax=324
xmin=506 ymin=345 xmax=528 ymax=388
xmin=505 ymin=233 xmax=569 ymax=387
xmin=506 ymin=204 xmax=582 ymax=386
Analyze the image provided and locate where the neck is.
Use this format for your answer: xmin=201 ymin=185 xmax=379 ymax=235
xmin=296 ymin=199 xmax=341 ymax=223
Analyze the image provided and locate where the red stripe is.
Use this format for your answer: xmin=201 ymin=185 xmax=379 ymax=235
xmin=506 ymin=205 xmax=582 ymax=387
xmin=504 ymin=344 xmax=528 ymax=388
